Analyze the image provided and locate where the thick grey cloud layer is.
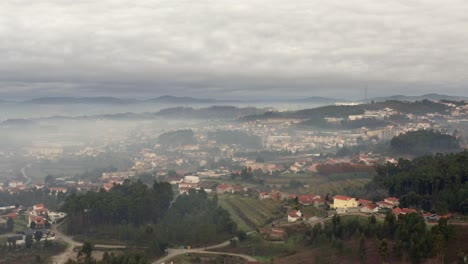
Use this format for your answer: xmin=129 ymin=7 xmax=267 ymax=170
xmin=1 ymin=0 xmax=468 ymax=99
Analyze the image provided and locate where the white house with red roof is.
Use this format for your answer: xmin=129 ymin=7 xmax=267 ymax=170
xmin=179 ymin=182 xmax=199 ymax=194
xmin=384 ymin=197 xmax=400 ymax=206
xmin=289 ymin=164 xmax=301 ymax=173
xmin=360 ymin=203 xmax=379 ymax=214
xmin=33 ymin=204 xmax=44 ymax=211
xmin=298 ymin=194 xmax=321 ymax=206
xmin=358 ymin=198 xmax=371 ymax=206
xmin=298 ymin=196 xmax=313 ymax=206
xmin=376 ymin=201 xmax=394 ymax=209
xmin=216 ymin=184 xmax=233 ymax=194
xmin=8 ymin=181 xmax=24 ymax=188
xmin=287 ymin=210 xmax=302 ymax=222
xmin=48 ymin=187 xmax=68 ymax=194
xmin=29 ymin=215 xmax=45 ymax=228
xmin=313 ymin=197 xmax=326 ymax=208
xmin=392 ymin=207 xmax=417 ymax=217
xmin=232 ymin=185 xmax=248 ymax=193
xmin=259 ymin=192 xmax=271 ymax=199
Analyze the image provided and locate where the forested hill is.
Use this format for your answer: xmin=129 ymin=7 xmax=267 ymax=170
xmin=241 ymin=100 xmax=450 ymax=122
xmin=156 ymin=106 xmax=265 ymax=119
xmin=390 ymin=130 xmax=460 ymax=156
xmin=158 ymin=129 xmax=196 ymax=146
xmin=374 ymin=151 xmax=468 ymax=214
xmin=61 ymin=180 xmax=237 ymax=255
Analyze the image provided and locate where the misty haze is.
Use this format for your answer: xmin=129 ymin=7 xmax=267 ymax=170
xmin=1 ymin=1 xmax=468 ymax=264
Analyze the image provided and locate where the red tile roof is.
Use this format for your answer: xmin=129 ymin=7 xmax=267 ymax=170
xmin=217 ymin=184 xmax=232 ymax=190
xmin=365 ymin=203 xmax=378 ymax=210
xmin=288 ymin=210 xmax=300 ymax=218
xmin=393 ymin=207 xmax=416 ymax=215
xmin=359 ymin=198 xmax=371 ymax=205
xmin=334 ymin=195 xmax=354 ymax=201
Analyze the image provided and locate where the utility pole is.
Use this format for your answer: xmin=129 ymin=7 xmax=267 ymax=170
xmin=365 ymin=87 xmax=368 ymax=103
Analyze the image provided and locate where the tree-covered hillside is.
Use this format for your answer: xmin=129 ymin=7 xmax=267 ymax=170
xmin=62 ymin=180 xmax=173 ymax=231
xmin=307 ymin=213 xmax=453 ymax=263
xmin=207 ymin=130 xmax=263 ymax=149
xmin=158 ymin=129 xmax=196 ymax=146
xmin=241 ymin=100 xmax=450 ymax=128
xmin=374 ymin=151 xmax=468 ymax=213
xmin=390 ymin=130 xmax=460 ymax=156
xmin=61 ymin=181 xmax=237 ymax=254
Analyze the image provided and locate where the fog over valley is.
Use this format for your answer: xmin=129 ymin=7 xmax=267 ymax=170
xmin=1 ymin=0 xmax=468 ymax=263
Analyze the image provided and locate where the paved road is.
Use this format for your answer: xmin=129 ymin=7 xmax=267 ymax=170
xmin=45 ymin=215 xmax=468 ymax=264
xmin=50 ymin=222 xmax=254 ymax=264
xmin=153 ymin=238 xmax=257 ymax=264
xmin=51 ymin=222 xmax=127 ymax=264
xmin=20 ymin=163 xmax=32 ymax=186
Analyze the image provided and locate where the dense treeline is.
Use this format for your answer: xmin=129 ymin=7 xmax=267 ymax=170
xmin=62 ymin=182 xmax=237 ymax=251
xmin=207 ymin=130 xmax=263 ymax=149
xmin=390 ymin=130 xmax=460 ymax=155
xmin=440 ymin=99 xmax=467 ymax=106
xmin=153 ymin=189 xmax=237 ymax=247
xmin=62 ymin=180 xmax=173 ymax=234
xmin=158 ymin=129 xmax=196 ymax=146
xmin=0 ymin=188 xmax=66 ymax=210
xmin=307 ymin=213 xmax=453 ymax=263
xmin=316 ymin=163 xmax=375 ymax=176
xmin=366 ymin=100 xmax=449 ymax=115
xmin=374 ymin=151 xmax=468 ymax=213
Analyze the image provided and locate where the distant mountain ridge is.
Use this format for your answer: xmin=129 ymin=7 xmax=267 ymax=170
xmin=24 ymin=97 xmax=137 ymax=104
xmin=22 ymin=95 xmax=238 ymax=105
xmin=367 ymin=93 xmax=468 ymax=102
xmin=14 ymin=93 xmax=468 ymax=105
xmin=146 ymin=95 xmax=217 ymax=104
xmin=292 ymin=96 xmax=347 ymax=103
xmin=0 ymin=106 xmax=265 ymax=124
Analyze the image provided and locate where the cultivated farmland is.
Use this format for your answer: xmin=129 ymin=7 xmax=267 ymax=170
xmin=218 ymin=196 xmax=283 ymax=232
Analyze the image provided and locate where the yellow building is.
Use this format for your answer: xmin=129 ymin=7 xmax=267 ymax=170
xmin=332 ymin=195 xmax=358 ymax=209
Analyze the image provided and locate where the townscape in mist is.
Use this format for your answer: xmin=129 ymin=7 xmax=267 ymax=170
xmin=1 ymin=1 xmax=468 ymax=264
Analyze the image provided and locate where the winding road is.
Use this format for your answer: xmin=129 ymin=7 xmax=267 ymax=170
xmin=50 ymin=221 xmax=257 ymax=264
xmin=20 ymin=163 xmax=32 ymax=186
xmin=152 ymin=238 xmax=257 ymax=264
xmin=50 ymin=222 xmax=127 ymax=264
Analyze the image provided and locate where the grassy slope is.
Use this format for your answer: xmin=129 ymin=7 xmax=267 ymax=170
xmin=218 ymin=196 xmax=282 ymax=232
xmin=264 ymin=173 xmax=371 ymax=194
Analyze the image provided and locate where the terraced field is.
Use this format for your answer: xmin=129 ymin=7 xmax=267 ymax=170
xmin=218 ymin=196 xmax=283 ymax=232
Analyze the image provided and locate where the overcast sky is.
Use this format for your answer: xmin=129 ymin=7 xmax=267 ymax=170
xmin=1 ymin=0 xmax=468 ymax=100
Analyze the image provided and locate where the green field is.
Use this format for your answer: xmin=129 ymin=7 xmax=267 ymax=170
xmin=218 ymin=196 xmax=282 ymax=232
xmin=13 ymin=214 xmax=29 ymax=232
xmin=264 ymin=173 xmax=371 ymax=194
